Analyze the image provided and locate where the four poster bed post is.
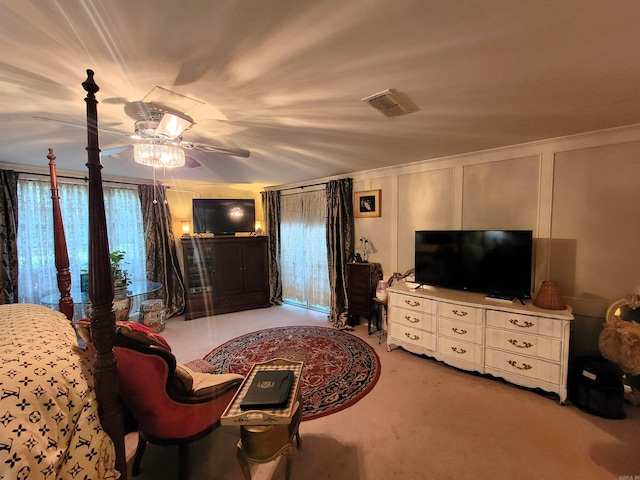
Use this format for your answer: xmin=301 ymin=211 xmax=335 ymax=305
xmin=48 ymin=148 xmax=74 ymax=321
xmin=0 ymin=71 xmax=127 ymax=478
xmin=82 ymin=69 xmax=127 ymax=476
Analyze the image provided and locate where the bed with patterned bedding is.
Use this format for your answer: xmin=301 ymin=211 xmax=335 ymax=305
xmin=0 ymin=303 xmax=117 ymax=479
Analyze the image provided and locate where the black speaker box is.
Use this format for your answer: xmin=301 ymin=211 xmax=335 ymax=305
xmin=569 ymin=356 xmax=626 ymax=419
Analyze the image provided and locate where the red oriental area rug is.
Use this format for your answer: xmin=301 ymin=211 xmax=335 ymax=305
xmin=201 ymin=326 xmax=381 ymax=421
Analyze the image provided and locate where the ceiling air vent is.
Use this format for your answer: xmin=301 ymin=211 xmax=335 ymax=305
xmin=361 ymin=88 xmax=413 ymax=118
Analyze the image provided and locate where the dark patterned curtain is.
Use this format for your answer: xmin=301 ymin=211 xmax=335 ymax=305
xmin=261 ymin=190 xmax=283 ymax=305
xmin=326 ymin=178 xmax=354 ymax=328
xmin=0 ymin=170 xmax=18 ymax=304
xmin=138 ymin=184 xmax=185 ymax=317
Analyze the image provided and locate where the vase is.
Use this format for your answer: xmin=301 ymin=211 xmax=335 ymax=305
xmin=113 ymin=297 xmax=132 ymax=322
xmin=376 ymin=280 xmax=389 ymax=302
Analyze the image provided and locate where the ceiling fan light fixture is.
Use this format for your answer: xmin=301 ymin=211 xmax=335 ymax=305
xmin=134 ymin=142 xmax=185 ymax=168
xmin=155 ymin=112 xmax=192 ymax=139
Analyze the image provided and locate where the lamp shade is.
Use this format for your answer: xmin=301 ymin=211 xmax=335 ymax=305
xmin=155 ymin=113 xmax=192 ymax=139
xmin=533 ymin=281 xmax=566 ymax=310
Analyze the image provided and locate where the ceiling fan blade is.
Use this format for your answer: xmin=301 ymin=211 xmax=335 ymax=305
xmin=185 ymin=155 xmax=202 ymax=168
xmin=34 ymin=116 xmax=129 ymax=137
xmin=188 ymin=143 xmax=251 ymax=158
xmin=101 ymin=145 xmax=133 ymax=157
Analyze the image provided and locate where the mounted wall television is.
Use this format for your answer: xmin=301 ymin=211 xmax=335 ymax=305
xmin=414 ymin=230 xmax=533 ymax=300
xmin=192 ymin=198 xmax=255 ymax=235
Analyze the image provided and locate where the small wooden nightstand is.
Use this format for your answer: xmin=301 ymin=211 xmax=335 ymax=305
xmin=346 ymin=262 xmax=382 ymax=327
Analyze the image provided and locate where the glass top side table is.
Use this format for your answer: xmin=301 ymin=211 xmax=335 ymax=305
xmin=41 ymin=280 xmax=163 ymax=321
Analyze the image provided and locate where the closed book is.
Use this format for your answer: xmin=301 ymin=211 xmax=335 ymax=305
xmin=240 ymin=369 xmax=294 ymax=410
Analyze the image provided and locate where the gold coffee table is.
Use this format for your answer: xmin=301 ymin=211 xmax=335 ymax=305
xmin=221 ymin=358 xmax=304 ymax=480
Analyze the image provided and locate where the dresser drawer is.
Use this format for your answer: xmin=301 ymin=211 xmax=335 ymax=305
xmin=439 ymin=302 xmax=482 ymax=324
xmin=389 ymin=323 xmax=436 ymax=351
xmin=485 ymin=348 xmax=560 ymax=384
xmin=486 ymin=310 xmax=563 ymax=338
xmin=437 ymin=336 xmax=483 ymax=365
xmin=390 ymin=293 xmax=435 ymax=314
xmin=390 ymin=308 xmax=436 ymax=333
xmin=485 ymin=327 xmax=562 ymax=362
xmin=438 ymin=317 xmax=483 ymax=344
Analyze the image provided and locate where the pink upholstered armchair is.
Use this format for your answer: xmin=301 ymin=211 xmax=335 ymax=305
xmin=113 ymin=334 xmax=243 ymax=480
xmin=78 ymin=320 xmax=243 ymax=480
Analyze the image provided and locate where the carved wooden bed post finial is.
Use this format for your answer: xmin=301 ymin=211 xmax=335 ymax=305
xmin=82 ymin=69 xmax=127 ymax=478
xmin=47 ymin=148 xmax=74 ymax=321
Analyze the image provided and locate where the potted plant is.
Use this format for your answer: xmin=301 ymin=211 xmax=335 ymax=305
xmin=110 ymin=250 xmax=131 ymax=292
xmin=109 ymin=250 xmax=133 ymax=321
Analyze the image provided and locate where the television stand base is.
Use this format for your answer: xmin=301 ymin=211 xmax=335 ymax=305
xmin=485 ymin=293 xmax=515 ymax=304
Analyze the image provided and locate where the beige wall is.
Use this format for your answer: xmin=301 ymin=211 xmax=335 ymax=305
xmin=183 ymin=125 xmax=640 ymax=319
xmin=550 ymin=141 xmax=640 ymax=316
xmin=347 ymin=125 xmax=640 ymax=318
xmin=166 ymin=184 xmax=264 ymax=238
xmin=165 ymin=183 xmax=264 ymax=266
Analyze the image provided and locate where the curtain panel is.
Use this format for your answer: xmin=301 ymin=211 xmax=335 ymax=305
xmin=261 ymin=190 xmax=283 ymax=305
xmin=280 ymin=189 xmax=329 ymax=310
xmin=17 ymin=179 xmax=145 ymax=306
xmin=326 ymin=178 xmax=354 ymax=328
xmin=138 ymin=185 xmax=185 ymax=318
xmin=0 ymin=170 xmax=18 ymax=304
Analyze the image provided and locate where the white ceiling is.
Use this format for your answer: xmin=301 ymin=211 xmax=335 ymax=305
xmin=1 ymin=0 xmax=639 ymax=188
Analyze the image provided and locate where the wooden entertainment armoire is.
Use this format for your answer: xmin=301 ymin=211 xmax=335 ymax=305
xmin=181 ymin=236 xmax=270 ymax=320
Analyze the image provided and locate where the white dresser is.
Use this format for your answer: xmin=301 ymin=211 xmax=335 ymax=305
xmin=387 ymin=284 xmax=574 ymax=403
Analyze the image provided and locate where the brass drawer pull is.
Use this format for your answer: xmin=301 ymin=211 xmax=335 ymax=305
xmin=404 ymin=332 xmax=420 ymax=341
xmin=509 ymin=318 xmax=534 ymax=328
xmin=451 ymin=346 xmax=467 ymax=354
xmin=508 ymin=339 xmax=533 ymax=349
xmin=451 ymin=327 xmax=467 ymax=335
xmin=507 ymin=360 xmax=532 ymax=371
xmin=405 ymin=315 xmax=420 ymax=323
xmin=405 ymin=299 xmax=420 ymax=307
xmin=452 ymin=309 xmax=468 ymax=317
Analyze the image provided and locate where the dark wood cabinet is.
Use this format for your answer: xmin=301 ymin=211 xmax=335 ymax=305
xmin=182 ymin=236 xmax=270 ymax=320
xmin=346 ymin=262 xmax=382 ymax=325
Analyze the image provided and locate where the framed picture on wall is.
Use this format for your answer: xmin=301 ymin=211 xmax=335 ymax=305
xmin=354 ymin=190 xmax=381 ymax=217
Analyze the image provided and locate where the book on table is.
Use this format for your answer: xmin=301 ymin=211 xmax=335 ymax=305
xmin=240 ymin=369 xmax=294 ymax=410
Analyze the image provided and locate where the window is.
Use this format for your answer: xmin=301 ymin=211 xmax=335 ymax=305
xmin=17 ymin=178 xmax=145 ymax=305
xmin=280 ymin=189 xmax=329 ymax=312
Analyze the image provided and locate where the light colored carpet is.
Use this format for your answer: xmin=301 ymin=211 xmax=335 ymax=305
xmin=133 ymin=304 xmax=640 ymax=480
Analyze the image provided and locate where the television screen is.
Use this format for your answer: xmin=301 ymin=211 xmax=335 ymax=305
xmin=192 ymin=198 xmax=255 ymax=235
xmin=415 ymin=230 xmax=533 ymax=299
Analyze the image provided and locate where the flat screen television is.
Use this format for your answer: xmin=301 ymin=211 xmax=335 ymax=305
xmin=192 ymin=198 xmax=255 ymax=235
xmin=414 ymin=230 xmax=533 ymax=300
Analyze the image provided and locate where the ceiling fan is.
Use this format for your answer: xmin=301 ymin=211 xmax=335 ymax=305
xmin=36 ymin=86 xmax=250 ymax=168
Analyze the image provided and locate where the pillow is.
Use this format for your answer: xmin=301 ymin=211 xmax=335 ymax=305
xmin=116 ymin=321 xmax=171 ymax=351
xmin=77 ymin=318 xmax=171 ymax=351
xmin=181 ymin=358 xmax=218 ymax=374
xmin=174 ymin=365 xmax=194 ymax=394
xmin=173 ymin=364 xmax=243 ymax=397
